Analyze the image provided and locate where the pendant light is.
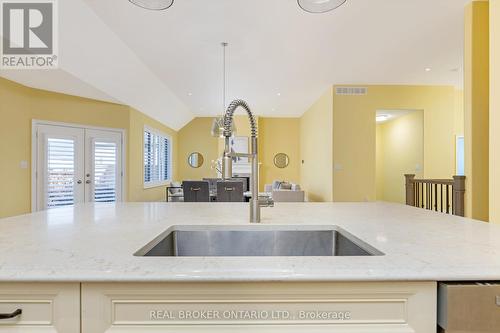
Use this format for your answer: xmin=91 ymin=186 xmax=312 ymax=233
xmin=128 ymin=0 xmax=174 ymax=10
xmin=297 ymin=0 xmax=347 ymax=13
xmin=211 ymin=42 xmax=236 ymax=138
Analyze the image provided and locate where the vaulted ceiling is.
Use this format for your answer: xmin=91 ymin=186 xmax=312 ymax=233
xmin=1 ymin=0 xmax=469 ymax=130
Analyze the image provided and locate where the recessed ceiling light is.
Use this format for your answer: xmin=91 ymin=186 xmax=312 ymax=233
xmin=187 ymin=92 xmax=193 ymax=96
xmin=376 ymin=115 xmax=390 ymax=123
xmin=425 ymin=68 xmax=432 ymax=72
xmin=128 ymin=0 xmax=174 ymax=10
xmin=277 ymin=93 xmax=281 ymax=97
xmin=298 ymin=0 xmax=347 ymax=13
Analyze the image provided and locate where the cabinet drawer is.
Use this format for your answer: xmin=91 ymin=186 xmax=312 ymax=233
xmin=0 ymin=283 xmax=80 ymax=333
xmin=82 ymin=282 xmax=436 ymax=333
xmin=438 ymin=282 xmax=500 ymax=333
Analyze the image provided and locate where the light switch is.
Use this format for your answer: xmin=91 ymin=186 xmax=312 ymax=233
xmin=415 ymin=164 xmax=422 ymax=172
xmin=334 ymin=163 xmax=343 ymax=171
xmin=20 ymin=160 xmax=28 ymax=169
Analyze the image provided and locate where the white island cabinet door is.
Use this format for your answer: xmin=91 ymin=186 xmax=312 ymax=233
xmin=82 ymin=282 xmax=436 ymax=333
xmin=0 ymin=283 xmax=80 ymax=333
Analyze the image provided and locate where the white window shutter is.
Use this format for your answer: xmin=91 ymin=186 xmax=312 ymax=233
xmin=144 ymin=128 xmax=171 ymax=186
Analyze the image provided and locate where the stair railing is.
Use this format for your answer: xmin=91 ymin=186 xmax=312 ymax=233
xmin=405 ymin=174 xmax=466 ymax=217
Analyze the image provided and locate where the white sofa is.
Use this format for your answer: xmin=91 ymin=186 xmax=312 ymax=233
xmin=264 ymin=181 xmax=305 ymax=202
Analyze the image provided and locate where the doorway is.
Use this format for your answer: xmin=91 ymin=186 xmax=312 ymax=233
xmin=32 ymin=121 xmax=124 ymax=211
xmin=376 ymin=110 xmax=424 ymax=204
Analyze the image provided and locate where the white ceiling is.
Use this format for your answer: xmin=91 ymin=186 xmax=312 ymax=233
xmin=84 ymin=0 xmax=467 ymax=119
xmin=1 ymin=0 xmax=469 ymax=128
xmin=1 ymin=0 xmax=193 ymax=130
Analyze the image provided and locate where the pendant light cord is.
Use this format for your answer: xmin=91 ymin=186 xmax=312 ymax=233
xmin=222 ymin=42 xmax=228 ymax=112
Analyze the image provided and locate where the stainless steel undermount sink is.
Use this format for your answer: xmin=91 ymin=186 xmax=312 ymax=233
xmin=134 ymin=225 xmax=384 ymax=257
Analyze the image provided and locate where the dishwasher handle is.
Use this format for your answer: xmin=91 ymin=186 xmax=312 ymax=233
xmin=0 ymin=309 xmax=22 ymax=320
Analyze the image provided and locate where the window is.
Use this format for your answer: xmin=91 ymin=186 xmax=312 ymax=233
xmin=144 ymin=127 xmax=171 ymax=187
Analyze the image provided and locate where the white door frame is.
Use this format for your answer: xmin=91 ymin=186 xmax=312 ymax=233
xmin=31 ymin=120 xmax=127 ymax=212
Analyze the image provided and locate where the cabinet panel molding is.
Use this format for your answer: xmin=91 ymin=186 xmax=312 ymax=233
xmin=82 ymin=282 xmax=436 ymax=333
xmin=0 ymin=283 xmax=80 ymax=333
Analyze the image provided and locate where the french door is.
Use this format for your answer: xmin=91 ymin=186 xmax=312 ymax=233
xmin=34 ymin=123 xmax=123 ymax=211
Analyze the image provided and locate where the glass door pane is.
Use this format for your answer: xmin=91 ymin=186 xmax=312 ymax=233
xmin=85 ymin=129 xmax=123 ymax=203
xmin=36 ymin=125 xmax=85 ymax=210
xmin=46 ymin=138 xmax=76 ymax=208
xmin=93 ymin=141 xmax=117 ymax=202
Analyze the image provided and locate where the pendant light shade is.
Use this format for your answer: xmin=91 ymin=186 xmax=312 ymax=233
xmin=128 ymin=0 xmax=174 ymax=10
xmin=297 ymin=0 xmax=347 ymax=13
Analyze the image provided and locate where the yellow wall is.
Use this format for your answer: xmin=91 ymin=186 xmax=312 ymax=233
xmin=333 ymin=85 xmax=462 ymax=202
xmin=490 ymin=0 xmax=500 ymax=223
xmin=0 ymin=77 xmax=178 ymax=218
xmin=464 ymin=0 xmax=490 ymax=221
xmin=258 ymin=118 xmax=301 ymax=190
xmin=454 ymin=89 xmax=465 ymax=137
xmin=177 ymin=115 xmax=257 ymax=182
xmin=177 ymin=115 xmax=301 ymax=191
xmin=177 ymin=117 xmax=219 ymax=181
xmin=332 ymin=88 xmax=375 ymax=202
xmin=299 ymin=88 xmax=334 ymax=202
xmin=376 ymin=111 xmax=424 ymax=203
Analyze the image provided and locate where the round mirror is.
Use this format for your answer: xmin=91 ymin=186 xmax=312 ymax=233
xmin=188 ymin=152 xmax=204 ymax=168
xmin=273 ymin=153 xmax=289 ymax=169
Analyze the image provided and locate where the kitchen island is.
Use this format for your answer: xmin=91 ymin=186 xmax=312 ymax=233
xmin=0 ymin=202 xmax=499 ymax=332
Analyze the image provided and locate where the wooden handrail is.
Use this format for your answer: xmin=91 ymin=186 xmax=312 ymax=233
xmin=411 ymin=179 xmax=454 ymax=185
xmin=405 ymin=174 xmax=466 ymax=217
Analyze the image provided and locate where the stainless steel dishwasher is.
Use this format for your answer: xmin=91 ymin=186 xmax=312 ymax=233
xmin=438 ymin=282 xmax=500 ymax=333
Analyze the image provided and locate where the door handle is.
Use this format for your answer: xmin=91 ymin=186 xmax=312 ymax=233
xmin=86 ymin=180 xmax=91 ymax=184
xmin=77 ymin=180 xmax=82 ymax=184
xmin=0 ymin=309 xmax=22 ymax=320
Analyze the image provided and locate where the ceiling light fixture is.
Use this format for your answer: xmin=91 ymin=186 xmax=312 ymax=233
xmin=128 ymin=0 xmax=174 ymax=10
xmin=376 ymin=115 xmax=390 ymax=123
xmin=298 ymin=0 xmax=347 ymax=13
xmin=425 ymin=67 xmax=432 ymax=72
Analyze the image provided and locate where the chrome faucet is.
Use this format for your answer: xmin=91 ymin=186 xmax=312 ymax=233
xmin=221 ymin=99 xmax=274 ymax=223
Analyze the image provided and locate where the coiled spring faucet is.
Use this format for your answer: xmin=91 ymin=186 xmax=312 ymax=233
xmin=221 ymin=99 xmax=274 ymax=223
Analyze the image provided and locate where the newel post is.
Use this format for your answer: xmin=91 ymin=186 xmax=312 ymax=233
xmin=453 ymin=176 xmax=466 ymax=217
xmin=405 ymin=174 xmax=416 ymax=206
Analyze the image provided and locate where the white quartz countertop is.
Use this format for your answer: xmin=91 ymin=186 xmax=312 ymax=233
xmin=1 ymin=202 xmax=500 ymax=282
